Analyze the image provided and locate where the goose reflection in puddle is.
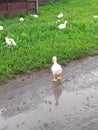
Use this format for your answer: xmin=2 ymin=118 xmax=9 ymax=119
xmin=52 ymin=81 xmax=64 ymax=105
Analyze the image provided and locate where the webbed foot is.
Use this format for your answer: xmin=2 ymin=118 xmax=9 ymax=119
xmin=52 ymin=78 xmax=58 ymax=82
xmin=57 ymin=76 xmax=62 ymax=80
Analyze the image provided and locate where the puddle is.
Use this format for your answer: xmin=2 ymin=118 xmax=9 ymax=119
xmin=0 ymin=86 xmax=98 ymax=130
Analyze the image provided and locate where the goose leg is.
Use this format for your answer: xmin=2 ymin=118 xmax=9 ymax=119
xmin=52 ymin=74 xmax=58 ymax=82
xmin=57 ymin=74 xmax=62 ymax=80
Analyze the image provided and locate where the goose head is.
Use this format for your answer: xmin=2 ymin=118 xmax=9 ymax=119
xmin=64 ymin=20 xmax=67 ymax=24
xmin=52 ymin=56 xmax=57 ymax=63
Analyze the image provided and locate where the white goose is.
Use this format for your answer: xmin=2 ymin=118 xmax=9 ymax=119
xmin=93 ymin=15 xmax=98 ymax=18
xmin=19 ymin=17 xmax=24 ymax=22
xmin=57 ymin=12 xmax=63 ymax=18
xmin=5 ymin=37 xmax=16 ymax=46
xmin=31 ymin=14 xmax=39 ymax=18
xmin=0 ymin=26 xmax=4 ymax=31
xmin=58 ymin=20 xmax=67 ymax=29
xmin=51 ymin=56 xmax=62 ymax=82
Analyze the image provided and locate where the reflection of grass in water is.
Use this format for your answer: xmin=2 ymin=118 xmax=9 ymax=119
xmin=0 ymin=0 xmax=98 ymax=82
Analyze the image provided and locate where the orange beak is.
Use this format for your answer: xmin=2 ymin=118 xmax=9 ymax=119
xmin=52 ymin=59 xmax=54 ymax=63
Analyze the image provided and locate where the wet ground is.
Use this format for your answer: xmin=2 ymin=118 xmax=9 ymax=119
xmin=0 ymin=55 xmax=98 ymax=130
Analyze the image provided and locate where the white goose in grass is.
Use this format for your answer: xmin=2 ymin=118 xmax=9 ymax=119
xmin=0 ymin=26 xmax=4 ymax=31
xmin=19 ymin=17 xmax=24 ymax=22
xmin=58 ymin=20 xmax=67 ymax=29
xmin=57 ymin=12 xmax=63 ymax=18
xmin=5 ymin=37 xmax=16 ymax=46
xmin=93 ymin=15 xmax=98 ymax=18
xmin=31 ymin=14 xmax=39 ymax=18
xmin=51 ymin=56 xmax=62 ymax=82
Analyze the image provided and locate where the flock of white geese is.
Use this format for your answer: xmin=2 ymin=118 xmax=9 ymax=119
xmin=0 ymin=12 xmax=98 ymax=46
xmin=0 ymin=14 xmax=39 ymax=46
xmin=57 ymin=12 xmax=67 ymax=29
xmin=0 ymin=13 xmax=98 ymax=82
xmin=0 ymin=13 xmax=64 ymax=82
xmin=0 ymin=12 xmax=67 ymax=46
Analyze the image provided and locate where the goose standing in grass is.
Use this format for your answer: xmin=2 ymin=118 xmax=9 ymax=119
xmin=51 ymin=56 xmax=62 ymax=82
xmin=19 ymin=17 xmax=24 ymax=22
xmin=58 ymin=20 xmax=67 ymax=29
xmin=93 ymin=15 xmax=98 ymax=18
xmin=57 ymin=12 xmax=63 ymax=18
xmin=0 ymin=26 xmax=4 ymax=31
xmin=31 ymin=14 xmax=39 ymax=18
xmin=5 ymin=37 xmax=16 ymax=46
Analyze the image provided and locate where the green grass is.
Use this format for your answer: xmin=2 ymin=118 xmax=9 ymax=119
xmin=0 ymin=0 xmax=98 ymax=82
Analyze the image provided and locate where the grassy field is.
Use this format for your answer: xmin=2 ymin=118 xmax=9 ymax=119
xmin=0 ymin=0 xmax=98 ymax=82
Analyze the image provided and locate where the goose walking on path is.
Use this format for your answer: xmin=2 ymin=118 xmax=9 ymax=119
xmin=51 ymin=56 xmax=62 ymax=82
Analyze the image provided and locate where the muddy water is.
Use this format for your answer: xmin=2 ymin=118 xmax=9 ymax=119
xmin=0 ymin=56 xmax=98 ymax=130
xmin=0 ymin=86 xmax=98 ymax=130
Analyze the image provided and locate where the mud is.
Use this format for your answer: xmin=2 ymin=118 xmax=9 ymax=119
xmin=0 ymin=55 xmax=98 ymax=130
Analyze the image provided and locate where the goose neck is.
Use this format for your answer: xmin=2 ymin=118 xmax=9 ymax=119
xmin=54 ymin=61 xmax=57 ymax=64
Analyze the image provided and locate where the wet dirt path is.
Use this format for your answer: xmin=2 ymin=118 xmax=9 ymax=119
xmin=0 ymin=55 xmax=98 ymax=130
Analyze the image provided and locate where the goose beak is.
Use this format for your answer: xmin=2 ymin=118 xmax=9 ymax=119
xmin=52 ymin=59 xmax=54 ymax=63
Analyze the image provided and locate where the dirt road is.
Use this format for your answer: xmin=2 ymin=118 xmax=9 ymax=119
xmin=0 ymin=55 xmax=98 ymax=130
